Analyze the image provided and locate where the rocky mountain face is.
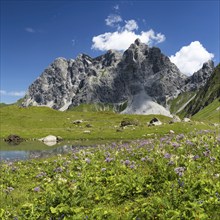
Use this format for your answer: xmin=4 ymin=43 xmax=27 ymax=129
xmin=182 ymin=64 xmax=220 ymax=117
xmin=22 ymin=39 xmax=215 ymax=116
xmin=184 ymin=60 xmax=214 ymax=91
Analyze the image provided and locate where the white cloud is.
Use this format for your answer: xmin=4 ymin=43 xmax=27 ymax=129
xmin=0 ymin=90 xmax=7 ymax=95
xmin=72 ymin=39 xmax=75 ymax=46
xmin=92 ymin=28 xmax=165 ymax=51
xmin=0 ymin=90 xmax=25 ymax=97
xmin=114 ymin=4 xmax=119 ymax=10
xmin=169 ymin=41 xmax=214 ymax=76
xmin=124 ymin=20 xmax=138 ymax=31
xmin=105 ymin=14 xmax=122 ymax=27
xmin=25 ymin=27 xmax=36 ymax=33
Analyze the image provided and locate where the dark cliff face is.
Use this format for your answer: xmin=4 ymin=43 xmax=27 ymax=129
xmin=22 ymin=39 xmax=214 ymax=115
xmin=182 ymin=64 xmax=219 ymax=117
xmin=184 ymin=60 xmax=214 ymax=91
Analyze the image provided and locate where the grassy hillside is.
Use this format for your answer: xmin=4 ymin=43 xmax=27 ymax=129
xmin=181 ymin=64 xmax=220 ymax=117
xmin=192 ymin=99 xmax=220 ymax=122
xmin=169 ymin=91 xmax=196 ymax=114
xmin=0 ymin=105 xmax=216 ymax=141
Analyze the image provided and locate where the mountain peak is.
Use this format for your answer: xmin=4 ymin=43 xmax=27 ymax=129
xmin=134 ymin=38 xmax=141 ymax=46
xmin=22 ymin=40 xmax=214 ymax=116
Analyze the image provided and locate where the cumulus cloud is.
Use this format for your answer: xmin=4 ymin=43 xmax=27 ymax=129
xmin=170 ymin=41 xmax=214 ymax=76
xmin=105 ymin=14 xmax=122 ymax=27
xmin=92 ymin=17 xmax=165 ymax=51
xmin=25 ymin=27 xmax=36 ymax=33
xmin=0 ymin=90 xmax=25 ymax=97
xmin=124 ymin=20 xmax=138 ymax=31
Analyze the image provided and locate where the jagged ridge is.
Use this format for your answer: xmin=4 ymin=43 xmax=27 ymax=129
xmin=22 ymin=39 xmax=215 ymax=116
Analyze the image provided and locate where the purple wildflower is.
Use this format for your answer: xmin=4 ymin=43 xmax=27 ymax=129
xmin=174 ymin=167 xmax=185 ymax=177
xmin=105 ymin=157 xmax=114 ymax=163
xmin=130 ymin=165 xmax=135 ymax=169
xmin=168 ymin=161 xmax=174 ymax=166
xmin=141 ymin=157 xmax=146 ymax=162
xmin=176 ymin=134 xmax=185 ymax=141
xmin=172 ymin=142 xmax=180 ymax=148
xmin=101 ymin=168 xmax=107 ymax=172
xmin=160 ymin=137 xmax=167 ymax=142
xmin=34 ymin=186 xmax=40 ymax=192
xmin=203 ymin=149 xmax=211 ymax=157
xmin=124 ymin=160 xmax=131 ymax=166
xmin=178 ymin=179 xmax=184 ymax=187
xmin=6 ymin=187 xmax=14 ymax=192
xmin=210 ymin=157 xmax=216 ymax=162
xmin=217 ymin=137 xmax=220 ymax=143
xmin=54 ymin=167 xmax=63 ymax=173
xmin=36 ymin=172 xmax=47 ymax=178
xmin=186 ymin=140 xmax=194 ymax=146
xmin=193 ymin=155 xmax=200 ymax=160
xmin=164 ymin=153 xmax=171 ymax=159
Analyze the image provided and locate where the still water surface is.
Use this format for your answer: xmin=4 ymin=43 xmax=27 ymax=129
xmin=0 ymin=140 xmax=97 ymax=161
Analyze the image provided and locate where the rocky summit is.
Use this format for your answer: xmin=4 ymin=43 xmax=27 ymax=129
xmin=22 ymin=39 xmax=214 ymax=116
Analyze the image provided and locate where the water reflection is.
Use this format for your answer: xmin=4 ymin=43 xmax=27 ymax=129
xmin=0 ymin=145 xmax=88 ymax=161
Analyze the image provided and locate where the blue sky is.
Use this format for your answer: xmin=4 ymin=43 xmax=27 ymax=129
xmin=1 ymin=0 xmax=219 ymax=103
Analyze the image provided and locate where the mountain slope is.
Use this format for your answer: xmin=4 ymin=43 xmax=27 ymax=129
xmin=181 ymin=64 xmax=220 ymax=117
xmin=22 ymin=39 xmax=215 ymax=117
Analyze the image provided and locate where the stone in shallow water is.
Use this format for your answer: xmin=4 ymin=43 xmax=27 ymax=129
xmin=38 ymin=135 xmax=61 ymax=146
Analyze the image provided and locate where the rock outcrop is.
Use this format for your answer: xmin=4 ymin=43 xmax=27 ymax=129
xmin=22 ymin=39 xmax=215 ymax=116
xmin=184 ymin=60 xmax=214 ymax=91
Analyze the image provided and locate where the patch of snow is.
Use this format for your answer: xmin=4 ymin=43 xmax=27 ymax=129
xmin=121 ymin=90 xmax=172 ymax=117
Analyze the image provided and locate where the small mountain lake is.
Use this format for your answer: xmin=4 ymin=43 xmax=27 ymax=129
xmin=0 ymin=139 xmax=103 ymax=161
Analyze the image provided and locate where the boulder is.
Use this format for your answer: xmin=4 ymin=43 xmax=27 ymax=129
xmin=39 ymin=135 xmax=62 ymax=145
xmin=120 ymin=118 xmax=139 ymax=127
xmin=73 ymin=120 xmax=83 ymax=125
xmin=4 ymin=134 xmax=24 ymax=145
xmin=148 ymin=118 xmax=162 ymax=126
xmin=169 ymin=115 xmax=181 ymax=124
xmin=170 ymin=130 xmax=175 ymax=134
xmin=183 ymin=118 xmax=191 ymax=122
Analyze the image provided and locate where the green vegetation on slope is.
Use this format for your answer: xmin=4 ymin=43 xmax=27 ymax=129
xmin=1 ymin=131 xmax=219 ymax=219
xmin=181 ymin=64 xmax=220 ymax=117
xmin=68 ymin=102 xmax=128 ymax=113
xmin=0 ymin=105 xmax=216 ymax=141
xmin=169 ymin=91 xmax=196 ymax=114
xmin=192 ymin=99 xmax=220 ymax=122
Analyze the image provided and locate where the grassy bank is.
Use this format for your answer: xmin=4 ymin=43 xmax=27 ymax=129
xmin=0 ymin=105 xmax=217 ymax=142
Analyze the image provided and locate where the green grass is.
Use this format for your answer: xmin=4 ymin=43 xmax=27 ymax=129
xmin=169 ymin=91 xmax=196 ymax=114
xmin=0 ymin=105 xmax=217 ymax=142
xmin=192 ymin=99 xmax=220 ymax=122
xmin=1 ymin=131 xmax=220 ymax=219
xmin=181 ymin=64 xmax=220 ymax=117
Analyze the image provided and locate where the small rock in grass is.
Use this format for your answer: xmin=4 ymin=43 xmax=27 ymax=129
xmin=183 ymin=118 xmax=191 ymax=122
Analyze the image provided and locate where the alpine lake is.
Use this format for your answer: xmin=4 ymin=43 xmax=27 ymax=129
xmin=0 ymin=139 xmax=105 ymax=161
